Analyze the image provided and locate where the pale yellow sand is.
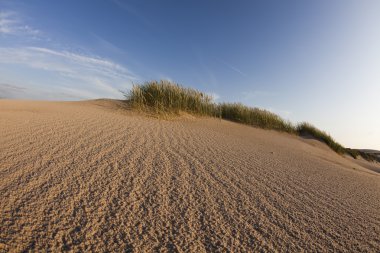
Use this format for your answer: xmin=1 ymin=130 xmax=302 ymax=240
xmin=1 ymin=99 xmax=379 ymax=252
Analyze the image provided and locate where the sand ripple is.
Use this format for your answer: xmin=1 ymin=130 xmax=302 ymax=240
xmin=1 ymin=100 xmax=379 ymax=252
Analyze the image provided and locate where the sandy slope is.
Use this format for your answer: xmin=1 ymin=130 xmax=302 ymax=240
xmin=1 ymin=99 xmax=379 ymax=252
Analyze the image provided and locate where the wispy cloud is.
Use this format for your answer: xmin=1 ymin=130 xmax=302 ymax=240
xmin=194 ymin=48 xmax=219 ymax=88
xmin=241 ymin=90 xmax=273 ymax=100
xmin=0 ymin=82 xmax=103 ymax=100
xmin=0 ymin=83 xmax=26 ymax=99
xmin=111 ymin=0 xmax=154 ymax=28
xmin=91 ymin=33 xmax=127 ymax=55
xmin=220 ymin=60 xmax=246 ymax=77
xmin=0 ymin=47 xmax=139 ymax=99
xmin=0 ymin=8 xmax=140 ymax=100
xmin=0 ymin=11 xmax=40 ymax=36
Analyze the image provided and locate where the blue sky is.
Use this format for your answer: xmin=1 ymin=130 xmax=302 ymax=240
xmin=0 ymin=0 xmax=379 ymax=149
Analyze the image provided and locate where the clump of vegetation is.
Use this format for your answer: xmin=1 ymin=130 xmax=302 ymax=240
xmin=126 ymin=80 xmax=374 ymax=160
xmin=296 ymin=122 xmax=345 ymax=154
xmin=220 ymin=103 xmax=295 ymax=133
xmin=345 ymin=148 xmax=360 ymax=159
xmin=345 ymin=148 xmax=380 ymax=162
xmin=127 ymin=80 xmax=217 ymax=115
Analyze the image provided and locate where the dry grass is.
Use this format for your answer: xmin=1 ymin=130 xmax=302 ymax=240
xmin=126 ymin=80 xmax=295 ymax=133
xmin=345 ymin=148 xmax=380 ymax=162
xmin=296 ymin=122 xmax=345 ymax=154
xmin=127 ymin=80 xmax=217 ymax=116
xmin=220 ymin=102 xmax=295 ymax=133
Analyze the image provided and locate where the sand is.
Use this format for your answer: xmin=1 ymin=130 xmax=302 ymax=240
xmin=1 ymin=99 xmax=379 ymax=252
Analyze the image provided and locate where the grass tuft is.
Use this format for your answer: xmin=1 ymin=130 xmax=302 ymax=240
xmin=219 ymin=103 xmax=295 ymax=133
xmin=296 ymin=122 xmax=345 ymax=154
xmin=127 ymin=80 xmax=217 ymax=116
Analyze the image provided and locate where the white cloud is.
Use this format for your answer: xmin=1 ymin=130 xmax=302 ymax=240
xmin=0 ymin=82 xmax=100 ymax=100
xmin=27 ymin=47 xmax=137 ymax=80
xmin=0 ymin=47 xmax=139 ymax=99
xmin=0 ymin=11 xmax=40 ymax=36
xmin=0 ymin=9 xmax=139 ymax=100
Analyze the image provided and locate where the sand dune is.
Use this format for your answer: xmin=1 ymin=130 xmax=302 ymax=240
xmin=1 ymin=99 xmax=379 ymax=252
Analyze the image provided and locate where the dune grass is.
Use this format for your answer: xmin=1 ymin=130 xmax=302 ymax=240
xmin=219 ymin=103 xmax=295 ymax=133
xmin=296 ymin=122 xmax=345 ymax=154
xmin=345 ymin=148 xmax=380 ymax=162
xmin=126 ymin=80 xmax=366 ymax=158
xmin=127 ymin=80 xmax=295 ymax=133
xmin=127 ymin=80 xmax=217 ymax=116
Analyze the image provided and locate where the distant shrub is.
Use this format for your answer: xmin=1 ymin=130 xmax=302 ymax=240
xmin=345 ymin=148 xmax=360 ymax=159
xmin=346 ymin=148 xmax=380 ymax=162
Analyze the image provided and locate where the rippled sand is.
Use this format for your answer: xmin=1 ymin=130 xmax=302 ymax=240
xmin=1 ymin=99 xmax=379 ymax=252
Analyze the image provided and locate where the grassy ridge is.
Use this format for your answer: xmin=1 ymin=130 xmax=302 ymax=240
xmin=126 ymin=80 xmax=369 ymax=159
xmin=127 ymin=81 xmax=294 ymax=132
